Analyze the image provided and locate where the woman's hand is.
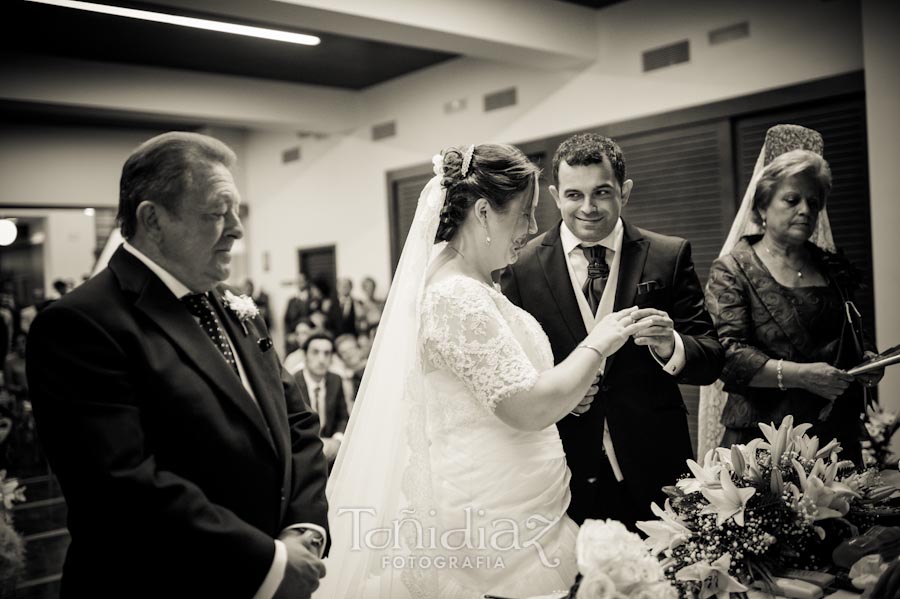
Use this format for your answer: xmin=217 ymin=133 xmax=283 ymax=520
xmin=791 ymin=361 xmax=854 ymax=400
xmin=584 ymin=306 xmax=641 ymax=357
xmin=856 ymin=350 xmax=886 ymax=388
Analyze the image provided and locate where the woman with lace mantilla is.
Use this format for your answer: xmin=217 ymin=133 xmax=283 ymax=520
xmin=704 ymin=125 xmax=884 ymax=465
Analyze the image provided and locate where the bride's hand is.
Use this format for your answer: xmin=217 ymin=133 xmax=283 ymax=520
xmin=584 ymin=306 xmax=642 ymax=357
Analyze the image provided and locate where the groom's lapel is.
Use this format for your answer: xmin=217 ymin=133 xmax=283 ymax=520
xmin=537 ymin=224 xmax=588 ymax=343
xmin=211 ymin=289 xmax=288 ymax=462
xmin=604 ymin=221 xmax=649 ymax=378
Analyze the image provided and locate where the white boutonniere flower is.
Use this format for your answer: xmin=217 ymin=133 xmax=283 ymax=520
xmin=223 ymin=290 xmax=259 ymax=334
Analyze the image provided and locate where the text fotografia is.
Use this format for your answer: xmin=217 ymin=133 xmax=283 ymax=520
xmin=337 ymin=507 xmax=562 ymax=568
xmin=384 ymin=555 xmax=505 ymax=570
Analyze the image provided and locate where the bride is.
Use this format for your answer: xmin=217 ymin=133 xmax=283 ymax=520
xmin=316 ymin=144 xmax=646 ymax=598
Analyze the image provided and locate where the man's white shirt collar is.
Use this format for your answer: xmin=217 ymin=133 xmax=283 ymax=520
xmin=123 ymin=241 xmax=193 ymax=299
xmin=302 ymin=369 xmax=323 ymax=395
xmin=559 ymin=217 xmax=624 ymax=256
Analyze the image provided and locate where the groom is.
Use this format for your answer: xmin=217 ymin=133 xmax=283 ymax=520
xmin=27 ymin=132 xmax=328 ymax=598
xmin=501 ymin=133 xmax=723 ymax=528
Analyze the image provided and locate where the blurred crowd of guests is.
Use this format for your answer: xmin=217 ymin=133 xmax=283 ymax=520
xmin=280 ymin=273 xmax=382 ymax=387
xmin=0 ymin=277 xmax=78 ymax=473
xmin=231 ymin=272 xmax=384 ymax=462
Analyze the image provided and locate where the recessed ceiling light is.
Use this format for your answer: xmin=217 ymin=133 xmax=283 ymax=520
xmin=25 ymin=0 xmax=321 ymax=46
xmin=0 ymin=220 xmax=17 ymax=247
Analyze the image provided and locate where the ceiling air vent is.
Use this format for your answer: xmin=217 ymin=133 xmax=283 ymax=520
xmin=282 ymin=147 xmax=301 ymax=164
xmin=371 ymin=121 xmax=397 ymax=141
xmin=709 ymin=22 xmax=750 ymax=45
xmin=642 ymin=40 xmax=689 ymax=72
xmin=484 ymin=87 xmax=517 ymax=112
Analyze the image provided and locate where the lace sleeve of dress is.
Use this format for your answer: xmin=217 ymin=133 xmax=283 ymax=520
xmin=421 ymin=278 xmax=539 ymax=412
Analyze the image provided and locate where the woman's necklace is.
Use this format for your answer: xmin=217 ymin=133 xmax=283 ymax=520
xmin=762 ymin=242 xmax=807 ymax=279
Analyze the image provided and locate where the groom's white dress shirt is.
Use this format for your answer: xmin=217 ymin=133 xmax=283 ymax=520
xmin=123 ymin=241 xmax=326 ymax=599
xmin=558 ymin=220 xmax=685 ymax=482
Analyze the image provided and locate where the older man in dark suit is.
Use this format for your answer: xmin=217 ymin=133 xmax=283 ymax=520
xmin=501 ymin=133 xmax=724 ymax=529
xmin=27 ymin=132 xmax=328 ymax=598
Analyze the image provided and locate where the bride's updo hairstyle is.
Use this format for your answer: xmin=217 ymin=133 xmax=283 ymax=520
xmin=435 ymin=144 xmax=540 ymax=243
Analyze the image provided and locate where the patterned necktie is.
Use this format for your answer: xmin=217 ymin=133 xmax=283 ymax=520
xmin=181 ymin=293 xmax=239 ymax=376
xmin=580 ymin=244 xmax=610 ymax=315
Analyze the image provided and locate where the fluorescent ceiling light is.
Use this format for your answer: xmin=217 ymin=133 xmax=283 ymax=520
xmin=25 ymin=0 xmax=321 ymax=46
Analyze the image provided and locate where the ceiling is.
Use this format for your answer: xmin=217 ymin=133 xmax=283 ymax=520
xmin=557 ymin=0 xmax=627 ymax=8
xmin=2 ymin=0 xmax=457 ymax=90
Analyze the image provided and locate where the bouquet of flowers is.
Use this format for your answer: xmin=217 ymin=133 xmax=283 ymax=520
xmin=635 ymin=416 xmax=898 ymax=598
xmin=564 ymin=519 xmax=677 ymax=599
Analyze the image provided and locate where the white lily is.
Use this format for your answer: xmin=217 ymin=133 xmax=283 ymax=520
xmin=636 ymin=500 xmax=693 ymax=556
xmin=759 ymin=416 xmax=813 ymax=463
xmin=675 ymin=553 xmax=748 ymax=599
xmin=677 ymin=452 xmax=723 ymax=495
xmin=701 ymin=470 xmax=755 ymax=526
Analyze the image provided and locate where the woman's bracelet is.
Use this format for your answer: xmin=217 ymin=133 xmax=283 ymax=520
xmin=776 ymin=359 xmax=786 ymax=391
xmin=577 ymin=343 xmax=604 ymax=359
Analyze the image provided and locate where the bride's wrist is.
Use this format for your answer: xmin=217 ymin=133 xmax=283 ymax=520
xmin=577 ymin=343 xmax=605 ymax=360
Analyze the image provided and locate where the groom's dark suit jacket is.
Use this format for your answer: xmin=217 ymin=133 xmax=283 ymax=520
xmin=27 ymin=247 xmax=329 ymax=598
xmin=500 ymin=221 xmax=723 ymax=524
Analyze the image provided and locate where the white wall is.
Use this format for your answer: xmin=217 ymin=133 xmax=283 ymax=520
xmin=44 ymin=211 xmax=96 ymax=292
xmin=0 ymin=124 xmax=165 ymax=207
xmin=862 ymin=0 xmax=900 ymax=451
xmin=243 ymin=0 xmax=865 ymax=343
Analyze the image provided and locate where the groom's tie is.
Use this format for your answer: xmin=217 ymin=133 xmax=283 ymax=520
xmin=580 ymin=244 xmax=609 ymax=315
xmin=181 ymin=293 xmax=240 ymax=376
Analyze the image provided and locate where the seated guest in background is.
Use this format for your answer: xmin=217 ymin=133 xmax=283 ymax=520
xmin=333 ymin=333 xmax=366 ymax=403
xmin=308 ymin=309 xmax=329 ymax=335
xmin=705 ymin=125 xmax=883 ymax=466
xmin=293 ymin=333 xmax=348 ymax=469
xmin=283 ymin=321 xmax=315 ymax=375
xmin=356 ymin=333 xmax=372 ymax=361
xmin=327 ymin=278 xmax=357 ymax=337
xmin=356 ymin=276 xmax=384 ymax=336
xmin=283 ymin=272 xmax=312 ymax=353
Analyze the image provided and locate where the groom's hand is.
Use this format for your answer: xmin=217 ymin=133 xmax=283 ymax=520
xmin=571 ymin=373 xmax=601 ymax=415
xmin=630 ymin=308 xmax=675 ymax=360
xmin=276 ymin=533 xmax=326 ymax=599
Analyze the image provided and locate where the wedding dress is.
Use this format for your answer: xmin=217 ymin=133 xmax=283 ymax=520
xmin=414 ymin=273 xmax=579 ymax=597
xmin=314 ymin=165 xmax=577 ymax=599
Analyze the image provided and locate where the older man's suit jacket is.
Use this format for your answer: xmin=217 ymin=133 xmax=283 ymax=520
xmin=27 ymin=246 xmax=329 ymax=598
xmin=500 ymin=221 xmax=723 ymax=524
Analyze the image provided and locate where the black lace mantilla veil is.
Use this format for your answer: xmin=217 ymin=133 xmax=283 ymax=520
xmin=314 ymin=158 xmax=447 ymax=598
xmin=697 ymin=124 xmax=836 ymax=460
